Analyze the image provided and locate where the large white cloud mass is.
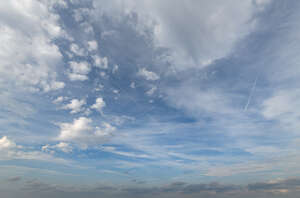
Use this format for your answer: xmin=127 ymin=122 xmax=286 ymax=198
xmin=0 ymin=0 xmax=65 ymax=92
xmin=92 ymin=0 xmax=270 ymax=69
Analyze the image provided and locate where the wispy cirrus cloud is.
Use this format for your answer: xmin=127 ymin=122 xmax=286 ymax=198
xmin=2 ymin=1 xmax=300 ymax=197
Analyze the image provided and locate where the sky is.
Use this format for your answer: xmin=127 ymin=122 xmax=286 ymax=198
xmin=1 ymin=0 xmax=300 ymax=197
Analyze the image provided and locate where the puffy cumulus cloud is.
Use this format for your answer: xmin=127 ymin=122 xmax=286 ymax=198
xmin=42 ymin=142 xmax=73 ymax=153
xmin=72 ymin=7 xmax=91 ymax=23
xmin=57 ymin=117 xmax=116 ymax=147
xmin=0 ymin=136 xmax=68 ymax=164
xmin=54 ymin=142 xmax=73 ymax=153
xmin=68 ymin=61 xmax=91 ymax=81
xmin=91 ymin=97 xmax=106 ymax=112
xmin=63 ymin=99 xmax=86 ymax=114
xmin=146 ymin=86 xmax=157 ymax=96
xmin=69 ymin=61 xmax=90 ymax=74
xmin=0 ymin=136 xmax=17 ymax=150
xmin=93 ymin=55 xmax=108 ymax=69
xmin=138 ymin=68 xmax=159 ymax=81
xmin=87 ymin=40 xmax=98 ymax=51
xmin=0 ymin=0 xmax=65 ymax=92
xmin=52 ymin=96 xmax=66 ymax=104
xmin=70 ymin=43 xmax=86 ymax=56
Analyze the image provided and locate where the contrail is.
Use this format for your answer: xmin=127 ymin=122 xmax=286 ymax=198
xmin=244 ymin=75 xmax=258 ymax=112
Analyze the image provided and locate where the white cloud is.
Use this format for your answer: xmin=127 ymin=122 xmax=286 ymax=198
xmin=112 ymin=64 xmax=119 ymax=74
xmin=94 ymin=84 xmax=104 ymax=91
xmin=255 ymin=0 xmax=272 ymax=7
xmin=42 ymin=142 xmax=73 ymax=153
xmin=0 ymin=136 xmax=17 ymax=150
xmin=100 ymin=71 xmax=106 ymax=78
xmin=58 ymin=117 xmax=92 ymax=141
xmin=91 ymin=97 xmax=106 ymax=112
xmin=68 ymin=61 xmax=91 ymax=81
xmin=44 ymin=0 xmax=68 ymax=9
xmin=101 ymin=146 xmax=152 ymax=159
xmin=70 ymin=43 xmax=85 ymax=56
xmin=262 ymin=90 xmax=297 ymax=119
xmin=146 ymin=86 xmax=157 ymax=96
xmin=0 ymin=0 xmax=65 ymax=92
xmin=138 ymin=68 xmax=159 ymax=81
xmin=262 ymin=89 xmax=300 ymax=132
xmin=130 ymin=82 xmax=136 ymax=88
xmin=93 ymin=0 xmax=270 ymax=69
xmin=87 ymin=40 xmax=98 ymax=51
xmin=0 ymin=136 xmax=68 ymax=164
xmin=63 ymin=99 xmax=86 ymax=114
xmin=70 ymin=61 xmax=90 ymax=74
xmin=109 ymin=115 xmax=135 ymax=126
xmin=113 ymin=90 xmax=119 ymax=94
xmin=53 ymin=96 xmax=66 ymax=104
xmin=57 ymin=117 xmax=115 ymax=146
xmin=143 ymin=0 xmax=259 ymax=69
xmin=68 ymin=73 xmax=88 ymax=81
xmin=73 ymin=8 xmax=87 ymax=22
xmin=44 ymin=81 xmax=65 ymax=92
xmin=93 ymin=55 xmax=108 ymax=69
xmin=166 ymin=83 xmax=235 ymax=116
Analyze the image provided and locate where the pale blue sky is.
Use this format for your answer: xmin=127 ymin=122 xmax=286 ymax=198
xmin=1 ymin=0 xmax=300 ymax=197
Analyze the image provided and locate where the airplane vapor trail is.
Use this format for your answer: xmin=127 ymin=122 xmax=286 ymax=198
xmin=244 ymin=75 xmax=258 ymax=112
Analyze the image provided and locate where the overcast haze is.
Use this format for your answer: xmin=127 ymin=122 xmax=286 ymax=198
xmin=1 ymin=0 xmax=300 ymax=197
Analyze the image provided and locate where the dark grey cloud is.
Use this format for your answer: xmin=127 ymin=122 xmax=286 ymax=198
xmin=181 ymin=182 xmax=243 ymax=194
xmin=3 ymin=177 xmax=300 ymax=198
xmin=131 ymin=179 xmax=147 ymax=185
xmin=6 ymin=176 xmax=22 ymax=183
xmin=21 ymin=180 xmax=61 ymax=192
xmin=248 ymin=178 xmax=300 ymax=191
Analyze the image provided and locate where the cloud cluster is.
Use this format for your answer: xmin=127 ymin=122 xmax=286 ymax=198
xmin=87 ymin=40 xmax=98 ymax=51
xmin=138 ymin=68 xmax=159 ymax=81
xmin=91 ymin=97 xmax=106 ymax=112
xmin=68 ymin=61 xmax=91 ymax=81
xmin=70 ymin=43 xmax=86 ymax=57
xmin=0 ymin=136 xmax=17 ymax=150
xmin=0 ymin=0 xmax=65 ymax=92
xmin=57 ymin=117 xmax=115 ymax=147
xmin=0 ymin=136 xmax=68 ymax=164
xmin=63 ymin=99 xmax=86 ymax=114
